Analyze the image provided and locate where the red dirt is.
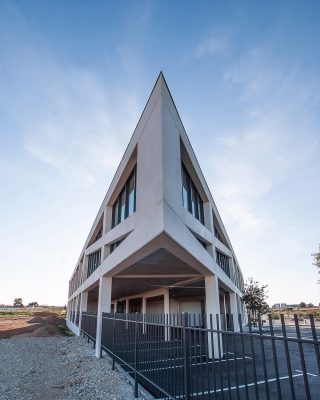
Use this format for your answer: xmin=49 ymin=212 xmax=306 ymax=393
xmin=0 ymin=315 xmax=67 ymax=339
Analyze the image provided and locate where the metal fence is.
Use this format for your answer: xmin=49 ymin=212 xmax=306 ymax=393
xmin=96 ymin=312 xmax=320 ymax=400
xmin=81 ymin=312 xmax=97 ymax=346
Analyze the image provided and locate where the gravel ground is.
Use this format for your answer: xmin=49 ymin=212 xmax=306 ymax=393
xmin=0 ymin=336 xmax=141 ymax=400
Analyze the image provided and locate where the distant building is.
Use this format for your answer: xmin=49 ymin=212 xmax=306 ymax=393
xmin=272 ymin=303 xmax=287 ymax=310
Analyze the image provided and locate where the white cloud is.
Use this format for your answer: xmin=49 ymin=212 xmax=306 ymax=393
xmin=195 ymin=35 xmax=229 ymax=58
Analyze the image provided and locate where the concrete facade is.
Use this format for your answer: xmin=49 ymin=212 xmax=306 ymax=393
xmin=66 ymin=73 xmax=245 ymax=356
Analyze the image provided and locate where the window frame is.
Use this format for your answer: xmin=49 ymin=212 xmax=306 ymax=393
xmin=112 ymin=167 xmax=136 ymax=229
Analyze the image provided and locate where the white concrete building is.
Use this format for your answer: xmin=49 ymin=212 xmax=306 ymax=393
xmin=66 ymin=73 xmax=245 ymax=357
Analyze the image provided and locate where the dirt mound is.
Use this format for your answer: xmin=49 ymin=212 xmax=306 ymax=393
xmin=1 ymin=314 xmax=72 ymax=339
xmin=28 ymin=316 xmax=44 ymax=324
xmin=30 ymin=325 xmax=60 ymax=337
xmin=45 ymin=315 xmax=64 ymax=325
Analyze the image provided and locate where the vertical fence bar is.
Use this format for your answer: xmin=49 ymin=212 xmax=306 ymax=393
xmin=198 ymin=314 xmax=205 ymax=400
xmin=204 ymin=314 xmax=211 ymax=400
xmin=293 ymin=314 xmax=311 ymax=400
xmin=112 ymin=312 xmax=116 ymax=370
xmin=248 ymin=314 xmax=260 ymax=399
xmin=309 ymin=314 xmax=320 ymax=376
xmin=224 ymin=317 xmax=232 ymax=400
xmin=209 ymin=314 xmax=217 ymax=397
xmin=216 ymin=314 xmax=225 ymax=400
xmin=268 ymin=314 xmax=282 ymax=399
xmin=238 ymin=314 xmax=249 ymax=400
xmin=134 ymin=312 xmax=139 ymax=399
xmin=280 ymin=314 xmax=296 ymax=400
xmin=232 ymin=314 xmax=240 ymax=400
xmin=182 ymin=312 xmax=190 ymax=400
xmin=258 ymin=313 xmax=270 ymax=400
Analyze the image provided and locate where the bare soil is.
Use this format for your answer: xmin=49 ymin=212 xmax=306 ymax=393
xmin=0 ymin=314 xmax=69 ymax=339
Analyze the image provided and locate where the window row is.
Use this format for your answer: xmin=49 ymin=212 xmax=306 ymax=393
xmin=216 ymin=250 xmax=230 ymax=278
xmin=87 ymin=249 xmax=101 ymax=278
xmin=112 ymin=167 xmax=136 ymax=228
xmin=181 ymin=163 xmax=204 ymax=225
xmin=234 ymin=263 xmax=244 ymax=292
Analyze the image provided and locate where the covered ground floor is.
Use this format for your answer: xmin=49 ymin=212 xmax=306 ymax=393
xmin=67 ymin=248 xmax=244 ymax=359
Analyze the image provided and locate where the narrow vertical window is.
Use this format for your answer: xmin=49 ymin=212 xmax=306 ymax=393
xmin=127 ymin=170 xmax=136 ymax=216
xmin=119 ymin=189 xmax=126 ymax=223
xmin=182 ymin=166 xmax=189 ymax=210
xmin=181 ymin=162 xmax=204 ymax=225
xmin=112 ymin=166 xmax=137 ymax=228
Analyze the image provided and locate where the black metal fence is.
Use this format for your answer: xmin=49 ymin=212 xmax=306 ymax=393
xmin=97 ymin=312 xmax=320 ymax=400
xmin=80 ymin=312 xmax=97 ymax=346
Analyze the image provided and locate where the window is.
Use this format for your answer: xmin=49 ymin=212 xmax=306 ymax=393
xmin=234 ymin=263 xmax=244 ymax=291
xmin=214 ymin=226 xmax=223 ymax=243
xmin=112 ymin=167 xmax=136 ymax=228
xmin=216 ymin=250 xmax=230 ymax=278
xmin=87 ymin=249 xmax=101 ymax=278
xmin=110 ymin=238 xmax=124 ymax=253
xmin=181 ymin=163 xmax=204 ymax=224
xmin=197 ymin=237 xmax=206 ymax=248
xmin=93 ymin=227 xmax=102 ymax=243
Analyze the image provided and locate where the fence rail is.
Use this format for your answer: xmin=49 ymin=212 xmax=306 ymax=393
xmin=80 ymin=312 xmax=320 ymax=400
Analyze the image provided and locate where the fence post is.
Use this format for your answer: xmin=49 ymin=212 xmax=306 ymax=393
xmin=182 ymin=312 xmax=190 ymax=400
xmin=134 ymin=312 xmax=139 ymax=399
xmin=112 ymin=312 xmax=116 ymax=370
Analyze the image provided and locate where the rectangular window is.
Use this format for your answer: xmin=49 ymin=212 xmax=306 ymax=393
xmin=182 ymin=167 xmax=189 ymax=210
xmin=216 ymin=250 xmax=230 ymax=278
xmin=119 ymin=189 xmax=126 ymax=223
xmin=112 ymin=167 xmax=136 ymax=228
xmin=127 ymin=170 xmax=136 ymax=216
xmin=181 ymin=163 xmax=204 ymax=225
xmin=87 ymin=249 xmax=101 ymax=278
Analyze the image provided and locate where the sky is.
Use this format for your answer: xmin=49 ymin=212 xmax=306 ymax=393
xmin=0 ymin=0 xmax=319 ymax=307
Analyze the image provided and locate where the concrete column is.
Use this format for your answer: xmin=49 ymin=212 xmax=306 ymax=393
xmin=205 ymin=275 xmax=223 ymax=358
xmin=79 ymin=291 xmax=88 ymax=333
xmin=164 ymin=288 xmax=170 ymax=341
xmin=142 ymin=297 xmax=147 ymax=334
xmin=229 ymin=293 xmax=240 ymax=332
xmin=71 ymin=298 xmax=75 ymax=323
xmin=125 ymin=299 xmax=130 ymax=329
xmin=95 ymin=276 xmax=112 ymax=358
xmin=74 ymin=295 xmax=79 ymax=326
xmin=114 ymin=301 xmax=118 ymax=314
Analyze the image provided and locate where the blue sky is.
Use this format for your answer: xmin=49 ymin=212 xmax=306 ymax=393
xmin=0 ymin=0 xmax=319 ymax=306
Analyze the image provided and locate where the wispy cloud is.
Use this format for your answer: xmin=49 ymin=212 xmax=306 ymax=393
xmin=0 ymin=5 xmax=142 ymax=188
xmin=195 ymin=35 xmax=230 ymax=58
xmin=205 ymin=48 xmax=320 ymax=237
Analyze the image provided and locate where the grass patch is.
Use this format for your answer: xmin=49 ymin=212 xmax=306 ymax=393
xmin=57 ymin=324 xmax=74 ymax=337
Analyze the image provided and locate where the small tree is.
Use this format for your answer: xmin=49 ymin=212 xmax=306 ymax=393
xmin=28 ymin=302 xmax=39 ymax=307
xmin=299 ymin=302 xmax=307 ymax=308
xmin=13 ymin=298 xmax=24 ymax=308
xmin=312 ymin=244 xmax=320 ymax=283
xmin=242 ymin=277 xmax=268 ymax=323
xmin=307 ymin=303 xmax=314 ymax=308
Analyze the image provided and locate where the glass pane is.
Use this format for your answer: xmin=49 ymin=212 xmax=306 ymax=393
xmin=112 ymin=200 xmax=118 ymax=227
xmin=128 ymin=172 xmax=135 ymax=216
xmin=119 ymin=189 xmax=126 ymax=223
xmin=198 ymin=194 xmax=204 ymax=223
xmin=182 ymin=168 xmax=189 ymax=210
xmin=191 ymin=183 xmax=199 ymax=219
